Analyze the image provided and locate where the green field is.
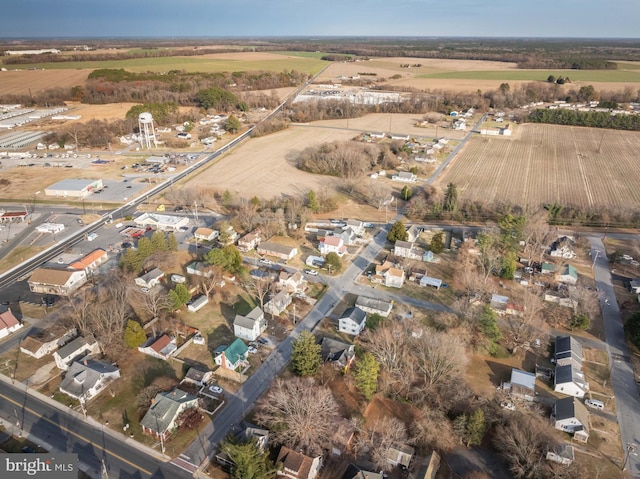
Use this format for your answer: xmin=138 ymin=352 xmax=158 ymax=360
xmin=419 ymin=69 xmax=640 ymax=83
xmin=3 ymin=54 xmax=328 ymax=74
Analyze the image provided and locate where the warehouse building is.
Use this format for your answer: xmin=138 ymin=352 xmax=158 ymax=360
xmin=45 ymin=179 xmax=103 ymax=198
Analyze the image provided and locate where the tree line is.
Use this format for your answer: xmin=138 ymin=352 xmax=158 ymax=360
xmin=527 ymin=108 xmax=640 ymax=131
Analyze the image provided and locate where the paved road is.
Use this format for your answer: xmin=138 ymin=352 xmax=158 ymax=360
xmin=588 ymin=235 xmax=640 ymax=475
xmin=0 ymin=375 xmax=191 ymax=479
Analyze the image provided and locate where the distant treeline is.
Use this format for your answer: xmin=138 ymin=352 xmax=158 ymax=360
xmin=320 ymin=54 xmax=354 ymax=62
xmin=528 ymin=109 xmax=640 ymax=131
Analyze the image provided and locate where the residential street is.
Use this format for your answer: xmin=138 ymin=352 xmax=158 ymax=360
xmin=588 ymin=235 xmax=640 ymax=475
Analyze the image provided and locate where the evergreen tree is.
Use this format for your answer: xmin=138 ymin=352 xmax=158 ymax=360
xmin=151 ymin=230 xmax=168 ymax=251
xmin=430 ymin=231 xmax=445 ymax=253
xmin=500 ymin=251 xmax=518 ymax=279
xmin=222 ymin=190 xmax=233 ymax=207
xmin=220 ymin=437 xmax=276 ymax=479
xmin=465 ymin=409 xmax=486 ymax=447
xmin=366 ymin=313 xmax=384 ymax=331
xmin=167 ymin=232 xmax=178 ymax=252
xmin=169 ymin=284 xmax=190 ymax=310
xmin=387 ymin=220 xmax=408 ymax=242
xmin=307 ymin=190 xmax=320 ymax=213
xmin=400 ymin=185 xmax=412 ymax=201
xmin=443 ymin=183 xmax=458 ymax=212
xmin=226 ymin=115 xmax=242 ymax=133
xmin=325 ymin=252 xmax=342 ymax=273
xmin=206 ymin=245 xmax=243 ymax=273
xmin=353 ymin=352 xmax=380 ymax=400
xmin=478 ymin=305 xmax=501 ymax=342
xmin=290 ymin=331 xmax=322 ymax=377
xmin=570 ymin=313 xmax=590 ymax=330
xmin=453 ymin=414 xmax=468 ymax=443
xmin=119 ymin=247 xmax=142 ymax=273
xmin=124 ymin=320 xmax=147 ymax=348
xmin=137 ymin=237 xmax=154 ymax=261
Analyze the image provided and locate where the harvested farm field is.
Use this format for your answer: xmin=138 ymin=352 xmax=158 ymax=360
xmin=436 ymin=124 xmax=640 ymax=209
xmin=185 ymin=124 xmax=358 ymax=198
xmin=0 ymin=68 xmax=92 ymax=96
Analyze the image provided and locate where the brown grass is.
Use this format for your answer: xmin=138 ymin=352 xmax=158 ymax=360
xmin=0 ymin=69 xmax=91 ymax=95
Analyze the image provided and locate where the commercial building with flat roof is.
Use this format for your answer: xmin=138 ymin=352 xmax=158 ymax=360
xmin=45 ymin=179 xmax=103 ymax=198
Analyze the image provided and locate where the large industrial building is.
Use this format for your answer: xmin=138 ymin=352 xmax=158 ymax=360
xmin=45 ymin=179 xmax=103 ymax=198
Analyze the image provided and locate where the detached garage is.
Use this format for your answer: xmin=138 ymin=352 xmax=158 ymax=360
xmin=45 ymin=179 xmax=103 ymax=198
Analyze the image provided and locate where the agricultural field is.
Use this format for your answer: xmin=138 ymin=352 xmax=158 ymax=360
xmin=0 ymin=68 xmax=91 ymax=96
xmin=436 ymin=124 xmax=640 ymax=209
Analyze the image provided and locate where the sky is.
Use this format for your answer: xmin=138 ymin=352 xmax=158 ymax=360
xmin=1 ymin=0 xmax=639 ymax=39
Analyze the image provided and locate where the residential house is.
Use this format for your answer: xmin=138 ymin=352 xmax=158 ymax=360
xmin=219 ymin=224 xmax=239 ymax=245
xmin=374 ymin=261 xmax=405 ymax=288
xmin=554 ymin=336 xmax=583 ymax=369
xmin=343 ymin=465 xmax=383 ymax=479
xmin=506 ymin=302 xmax=525 ymax=316
xmin=138 ymin=334 xmax=177 ymax=360
xmin=181 ymin=367 xmax=212 ymax=388
xmin=194 ymin=228 xmax=218 ymax=242
xmin=265 ymin=290 xmax=292 ymax=316
xmin=355 ymin=296 xmax=393 ymax=317
xmin=506 ymin=369 xmax=536 ymax=401
xmin=394 ymin=240 xmax=423 ymax=260
xmin=59 ymin=359 xmax=120 ymax=402
xmin=419 ymin=276 xmax=443 ymax=290
xmin=186 ymin=261 xmax=212 ymax=278
xmin=53 ymin=336 xmax=100 ymax=371
xmin=28 ymin=268 xmax=87 ymax=295
xmin=386 ymin=443 xmax=415 ymax=468
xmin=333 ymin=227 xmax=358 ymax=247
xmin=0 ymin=309 xmax=22 ymax=339
xmin=135 ymin=268 xmax=164 ymax=289
xmin=234 ymin=306 xmax=266 ymax=341
xmin=237 ymin=229 xmax=262 ymax=252
xmin=554 ymin=365 xmax=589 ymax=398
xmin=257 ymin=242 xmax=298 ymax=261
xmin=319 ymin=236 xmax=347 ymax=256
xmin=276 ymin=446 xmax=322 ymax=479
xmin=345 ymin=219 xmax=365 ymax=236
xmin=339 ymin=307 xmax=367 ymax=336
xmin=134 ymin=213 xmax=189 ymax=232
xmin=546 ymin=444 xmax=575 ymax=466
xmin=214 ymin=338 xmax=249 ymax=370
xmin=140 ymin=389 xmax=199 ymax=440
xmin=391 ymin=171 xmax=417 ymax=182
xmin=277 ymin=271 xmax=307 ymax=294
xmin=305 ymin=255 xmax=325 ymax=268
xmin=552 ymin=397 xmax=590 ymax=442
xmin=406 ymin=224 xmax=423 ymax=243
xmin=20 ymin=324 xmax=77 ymax=359
xmin=68 ymin=248 xmax=109 ymax=273
xmin=490 ymin=294 xmax=509 ymax=314
xmin=215 ymin=423 xmax=270 ymax=469
xmin=188 ymin=295 xmax=209 ymax=312
xmin=558 ymin=265 xmax=578 ymax=285
xmin=320 ymin=337 xmax=355 ymax=369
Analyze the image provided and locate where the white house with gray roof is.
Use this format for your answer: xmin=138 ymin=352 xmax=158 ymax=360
xmin=234 ymin=306 xmax=266 ymax=341
xmin=134 ymin=213 xmax=189 ymax=232
xmin=59 ymin=359 xmax=120 ymax=402
xmin=53 ymin=336 xmax=100 ymax=371
xmin=554 ymin=365 xmax=589 ymax=398
xmin=355 ymin=296 xmax=393 ymax=318
xmin=140 ymin=389 xmax=199 ymax=440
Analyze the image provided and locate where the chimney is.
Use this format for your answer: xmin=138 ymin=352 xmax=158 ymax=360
xmin=220 ymin=351 xmax=227 ymax=369
xmin=83 ymin=359 xmax=88 ymax=366
xmin=151 ymin=398 xmax=155 ymax=404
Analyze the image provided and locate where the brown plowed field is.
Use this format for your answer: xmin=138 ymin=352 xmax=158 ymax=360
xmin=437 ymin=124 xmax=640 ymax=208
xmin=0 ymin=69 xmax=91 ymax=96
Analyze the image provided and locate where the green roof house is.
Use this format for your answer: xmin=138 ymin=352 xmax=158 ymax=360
xmin=541 ymin=262 xmax=557 ymax=274
xmin=559 ymin=264 xmax=578 ymax=285
xmin=215 ymin=338 xmax=249 ymax=370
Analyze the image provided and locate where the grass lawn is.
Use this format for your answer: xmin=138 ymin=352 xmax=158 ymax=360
xmin=419 ymin=69 xmax=640 ymax=83
xmin=0 ymin=246 xmax=45 ymax=275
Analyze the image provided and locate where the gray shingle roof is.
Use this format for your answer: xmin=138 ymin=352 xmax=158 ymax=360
xmin=59 ymin=359 xmax=119 ymax=399
xmin=140 ymin=389 xmax=198 ymax=434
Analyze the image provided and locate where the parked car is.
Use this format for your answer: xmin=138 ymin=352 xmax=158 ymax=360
xmin=585 ymin=399 xmax=604 ymax=410
xmin=247 ymin=346 xmax=257 ymax=355
xmin=208 ymin=385 xmax=223 ymax=395
xmin=258 ymin=258 xmax=273 ymax=266
xmin=256 ymin=337 xmax=268 ymax=345
xmin=304 ymin=269 xmax=318 ymax=276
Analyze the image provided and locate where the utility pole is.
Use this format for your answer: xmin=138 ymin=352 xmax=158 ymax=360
xmin=194 ymin=201 xmax=199 ymax=222
xmin=592 ymin=250 xmax=600 ymax=269
xmin=622 ymin=443 xmax=637 ymax=471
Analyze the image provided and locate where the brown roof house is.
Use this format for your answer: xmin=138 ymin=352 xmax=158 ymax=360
xmin=68 ymin=248 xmax=108 ymax=272
xmin=0 ymin=309 xmax=22 ymax=339
xmin=373 ymin=261 xmax=405 ymax=288
xmin=238 ymin=228 xmax=263 ymax=252
xmin=277 ymin=270 xmax=307 ymax=294
xmin=138 ymin=334 xmax=177 ymax=360
xmin=276 ymin=446 xmax=322 ymax=479
xmin=194 ymin=227 xmax=218 ymax=242
xmin=20 ymin=324 xmax=77 ymax=359
xmin=28 ymin=267 xmax=88 ymax=296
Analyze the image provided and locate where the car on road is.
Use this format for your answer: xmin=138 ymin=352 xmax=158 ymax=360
xmin=304 ymin=269 xmax=318 ymax=276
xmin=77 ymin=218 xmax=84 ymax=225
xmin=258 ymin=258 xmax=273 ymax=266
xmin=208 ymin=385 xmax=223 ymax=395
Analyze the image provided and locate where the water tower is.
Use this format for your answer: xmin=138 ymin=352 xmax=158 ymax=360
xmin=138 ymin=112 xmax=157 ymax=149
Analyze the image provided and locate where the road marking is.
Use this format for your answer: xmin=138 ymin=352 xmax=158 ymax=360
xmin=0 ymin=391 xmax=153 ymax=476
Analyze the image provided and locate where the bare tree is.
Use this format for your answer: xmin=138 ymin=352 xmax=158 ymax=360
xmin=494 ymin=412 xmax=559 ymax=479
xmin=412 ymin=330 xmax=468 ymax=392
xmin=504 ymin=289 xmax=547 ymax=352
xmin=566 ymin=283 xmax=599 ymax=321
xmin=476 ymin=230 xmax=502 ymax=282
xmin=236 ymin=197 xmax=260 ymax=231
xmin=243 ymin=275 xmax=274 ymax=312
xmin=523 ymin=209 xmax=555 ymax=265
xmin=254 ymin=377 xmax=340 ymax=456
xmin=367 ymin=181 xmax=392 ymax=210
xmin=356 ymin=416 xmax=409 ymax=472
xmin=141 ymin=287 xmax=171 ymax=320
xmin=410 ymin=407 xmax=456 ymax=452
xmin=62 ymin=287 xmax=96 ymax=334
xmin=198 ymin=266 xmax=224 ymax=300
